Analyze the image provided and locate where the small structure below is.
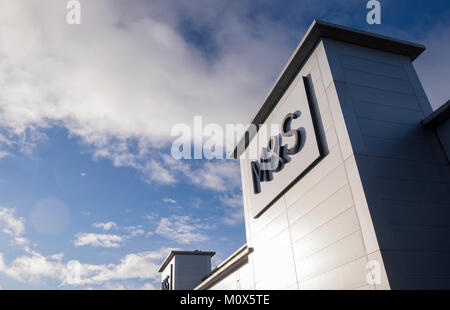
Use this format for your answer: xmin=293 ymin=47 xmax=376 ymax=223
xmin=158 ymin=250 xmax=215 ymax=290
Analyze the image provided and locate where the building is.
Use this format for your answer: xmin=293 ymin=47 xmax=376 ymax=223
xmin=159 ymin=20 xmax=450 ymax=290
xmin=158 ymin=250 xmax=215 ymax=290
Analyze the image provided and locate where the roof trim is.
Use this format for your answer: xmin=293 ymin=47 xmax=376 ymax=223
xmin=158 ymin=250 xmax=215 ymax=273
xmin=194 ymin=244 xmax=253 ymax=290
xmin=422 ymin=100 xmax=450 ymax=129
xmin=231 ymin=19 xmax=426 ymax=158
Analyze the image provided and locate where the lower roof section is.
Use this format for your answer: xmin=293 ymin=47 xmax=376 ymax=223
xmin=422 ymin=100 xmax=450 ymax=128
xmin=195 ymin=244 xmax=253 ymax=290
xmin=158 ymin=250 xmax=215 ymax=273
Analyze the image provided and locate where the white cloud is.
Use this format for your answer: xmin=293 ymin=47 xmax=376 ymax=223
xmin=0 ymin=207 xmax=29 ymax=245
xmin=77 ymin=249 xmax=169 ymax=285
xmin=103 ymin=282 xmax=126 ymax=290
xmin=219 ymin=193 xmax=243 ymax=209
xmin=0 ymin=151 xmax=10 ymax=159
xmin=0 ymin=0 xmax=448 ymax=194
xmin=162 ymin=198 xmax=176 ymax=204
xmin=147 ymin=160 xmax=176 ymax=185
xmin=130 ymin=229 xmax=145 ymax=237
xmin=74 ymin=233 xmax=124 ymax=248
xmin=155 ymin=215 xmax=210 ymax=244
xmin=0 ymin=247 xmax=174 ymax=288
xmin=188 ymin=160 xmax=241 ymax=192
xmin=140 ymin=282 xmax=156 ymax=290
xmin=0 ymin=249 xmax=64 ymax=284
xmin=144 ymin=213 xmax=158 ymax=221
xmin=92 ymin=221 xmax=118 ymax=231
xmin=158 ymin=155 xmax=241 ymax=191
xmin=124 ymin=225 xmax=145 ymax=238
xmin=13 ymin=237 xmax=29 ymax=246
xmin=0 ymin=0 xmax=291 ymax=190
xmin=0 ymin=204 xmax=170 ymax=288
xmin=219 ymin=193 xmax=244 ymax=225
xmin=77 ymin=223 xmax=146 ymax=247
xmin=223 ymin=210 xmax=245 ymax=226
xmin=0 ymin=207 xmax=25 ymax=237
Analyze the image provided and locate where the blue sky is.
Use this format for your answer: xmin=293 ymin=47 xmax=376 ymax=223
xmin=0 ymin=0 xmax=449 ymax=289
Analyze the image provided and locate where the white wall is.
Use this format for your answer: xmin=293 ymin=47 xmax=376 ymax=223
xmin=209 ymin=263 xmax=254 ymax=290
xmin=239 ymin=40 xmax=386 ymax=290
xmin=160 ymin=257 xmax=175 ymax=290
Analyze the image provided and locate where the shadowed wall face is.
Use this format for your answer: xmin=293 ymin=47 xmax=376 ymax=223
xmin=323 ymin=38 xmax=450 ymax=289
xmin=160 ymin=252 xmax=213 ymax=290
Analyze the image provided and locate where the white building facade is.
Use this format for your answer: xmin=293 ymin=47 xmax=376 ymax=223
xmin=159 ymin=20 xmax=450 ymax=290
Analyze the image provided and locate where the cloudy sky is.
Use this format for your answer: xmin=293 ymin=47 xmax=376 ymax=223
xmin=0 ymin=0 xmax=449 ymax=289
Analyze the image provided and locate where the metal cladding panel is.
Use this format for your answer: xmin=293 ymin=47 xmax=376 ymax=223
xmin=244 ymin=74 xmax=324 ymax=218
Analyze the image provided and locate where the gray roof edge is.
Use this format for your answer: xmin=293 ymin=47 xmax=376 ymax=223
xmin=158 ymin=250 xmax=216 ymax=273
xmin=230 ymin=19 xmax=426 ymax=158
xmin=315 ymin=19 xmax=426 ymax=57
xmin=195 ymin=244 xmax=253 ymax=290
xmin=423 ymin=100 xmax=450 ymax=128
